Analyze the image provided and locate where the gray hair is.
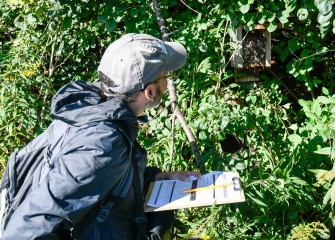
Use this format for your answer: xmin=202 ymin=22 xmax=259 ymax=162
xmin=98 ymin=71 xmax=141 ymax=103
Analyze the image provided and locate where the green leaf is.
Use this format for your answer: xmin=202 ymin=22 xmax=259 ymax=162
xmin=55 ymin=42 xmax=64 ymax=56
xmin=97 ymin=15 xmax=107 ymax=23
xmin=228 ymin=28 xmax=237 ymax=42
xmin=290 ymin=177 xmax=307 ymax=186
xmin=196 ymin=57 xmax=211 ymax=73
xmin=14 ymin=21 xmax=26 ymax=30
xmin=267 ymin=22 xmax=277 ymax=32
xmin=199 ymin=23 xmax=207 ymax=30
xmin=286 ymin=211 xmax=298 ymax=219
xmin=331 ymin=182 xmax=335 ymax=207
xmin=130 ymin=8 xmax=138 ymax=18
xmin=289 ymin=124 xmax=298 ymax=131
xmin=288 ymin=134 xmax=302 ymax=145
xmin=26 ymin=13 xmax=36 ymax=24
xmin=235 ymin=162 xmax=246 ymax=170
xmin=199 ymin=131 xmax=207 ymax=140
xmin=297 ymin=8 xmax=308 ymax=20
xmin=267 ymin=14 xmax=276 ymax=23
xmin=314 ymin=147 xmax=333 ymax=155
xmin=305 ymin=111 xmax=316 ymax=119
xmin=269 ymin=2 xmax=280 ymax=11
xmin=288 ymin=37 xmax=299 ymax=52
xmin=312 ymin=41 xmax=321 ymax=49
xmin=318 ymin=96 xmax=329 ymax=104
xmin=283 ymin=103 xmax=291 ymax=109
xmin=285 ymin=0 xmax=296 ymax=12
xmin=322 ymin=87 xmax=329 ymax=96
xmin=324 ymin=182 xmax=335 ymax=207
xmin=278 ymin=10 xmax=290 ymax=23
xmin=300 ymin=48 xmax=311 ymax=58
xmin=62 ymin=16 xmax=72 ymax=29
xmin=318 ymin=11 xmax=333 ymax=24
xmin=221 ymin=116 xmax=229 ymax=129
xmin=247 ymin=194 xmax=268 ymax=208
xmin=105 ymin=18 xmax=116 ymax=32
xmin=317 ymin=0 xmax=333 ymax=14
xmin=240 ymin=4 xmax=250 ymax=14
xmin=323 ymin=187 xmax=332 ymax=205
xmin=162 ymin=128 xmax=170 ymax=136
xmin=246 ymin=95 xmax=256 ymax=104
xmin=198 ymin=42 xmax=208 ymax=53
xmin=312 ymin=102 xmax=322 ymax=116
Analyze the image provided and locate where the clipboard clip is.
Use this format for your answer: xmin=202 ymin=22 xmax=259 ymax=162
xmin=232 ymin=177 xmax=242 ymax=191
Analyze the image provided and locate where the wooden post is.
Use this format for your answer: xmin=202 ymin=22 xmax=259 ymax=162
xmin=232 ymin=26 xmax=243 ymax=69
xmin=264 ymin=30 xmax=271 ymax=67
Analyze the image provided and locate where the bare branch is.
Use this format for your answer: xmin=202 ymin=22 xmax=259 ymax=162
xmin=178 ymin=0 xmax=200 ymax=14
xmin=152 ymin=0 xmax=205 ymax=173
xmin=152 ymin=0 xmax=169 ymax=42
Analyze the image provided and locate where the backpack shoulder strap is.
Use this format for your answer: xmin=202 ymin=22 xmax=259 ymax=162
xmin=94 ymin=122 xmax=148 ymax=240
xmin=132 ymin=150 xmax=148 ymax=240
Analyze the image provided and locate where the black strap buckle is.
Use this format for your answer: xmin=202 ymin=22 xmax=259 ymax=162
xmin=96 ymin=208 xmax=110 ymax=223
xmin=135 ymin=217 xmax=147 ymax=224
xmin=135 ymin=217 xmax=148 ymax=240
xmin=135 ymin=217 xmax=147 ymax=225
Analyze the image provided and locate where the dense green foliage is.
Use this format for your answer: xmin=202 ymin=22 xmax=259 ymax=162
xmin=1 ymin=0 xmax=335 ymax=239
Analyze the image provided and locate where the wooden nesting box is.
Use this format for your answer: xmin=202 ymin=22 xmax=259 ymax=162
xmin=231 ymin=24 xmax=283 ymax=82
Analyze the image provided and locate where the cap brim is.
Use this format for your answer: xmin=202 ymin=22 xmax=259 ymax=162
xmin=165 ymin=42 xmax=187 ymax=71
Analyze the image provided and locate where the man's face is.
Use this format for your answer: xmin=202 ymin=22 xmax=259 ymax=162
xmin=145 ymin=72 xmax=168 ymax=109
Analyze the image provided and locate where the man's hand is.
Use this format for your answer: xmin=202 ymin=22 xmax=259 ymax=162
xmin=154 ymin=171 xmax=201 ymax=182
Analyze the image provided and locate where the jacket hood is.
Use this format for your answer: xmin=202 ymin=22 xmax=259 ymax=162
xmin=51 ymin=81 xmax=139 ymax=127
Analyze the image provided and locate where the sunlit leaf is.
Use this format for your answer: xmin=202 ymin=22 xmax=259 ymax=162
xmin=247 ymin=194 xmax=268 ymax=208
xmin=297 ymin=8 xmax=308 ymax=20
xmin=288 ymin=134 xmax=302 ymax=146
xmin=240 ymin=4 xmax=250 ymax=14
xmin=314 ymin=147 xmax=333 ymax=155
xmin=267 ymin=22 xmax=277 ymax=32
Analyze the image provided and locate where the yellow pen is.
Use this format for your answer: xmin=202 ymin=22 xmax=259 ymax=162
xmin=183 ymin=183 xmax=231 ymax=193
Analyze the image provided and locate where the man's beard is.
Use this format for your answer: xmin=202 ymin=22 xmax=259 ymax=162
xmin=145 ymin=97 xmax=161 ymax=109
xmin=145 ymin=85 xmax=163 ymax=109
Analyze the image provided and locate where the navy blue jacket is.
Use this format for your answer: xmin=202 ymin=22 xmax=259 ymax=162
xmin=2 ymin=81 xmax=147 ymax=239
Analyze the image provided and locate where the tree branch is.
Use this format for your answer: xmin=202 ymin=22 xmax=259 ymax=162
xmin=152 ymin=0 xmax=205 ymax=173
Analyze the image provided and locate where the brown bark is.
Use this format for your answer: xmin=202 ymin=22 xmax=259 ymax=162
xmin=152 ymin=0 xmax=205 ymax=173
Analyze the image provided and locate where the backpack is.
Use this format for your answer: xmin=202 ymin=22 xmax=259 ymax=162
xmin=0 ymin=120 xmax=70 ymax=237
xmin=0 ymin=119 xmax=149 ymax=239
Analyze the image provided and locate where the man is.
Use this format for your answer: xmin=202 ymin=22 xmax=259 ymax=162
xmin=2 ymin=33 xmax=201 ymax=239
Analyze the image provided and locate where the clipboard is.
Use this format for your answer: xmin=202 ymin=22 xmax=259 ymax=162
xmin=144 ymin=171 xmax=245 ymax=212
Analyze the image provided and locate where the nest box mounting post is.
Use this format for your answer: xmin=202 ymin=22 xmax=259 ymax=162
xmin=231 ymin=24 xmax=283 ymax=82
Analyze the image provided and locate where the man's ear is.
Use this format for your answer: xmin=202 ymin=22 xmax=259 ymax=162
xmin=144 ymin=83 xmax=156 ymax=101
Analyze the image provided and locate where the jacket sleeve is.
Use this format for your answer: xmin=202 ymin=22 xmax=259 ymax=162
xmin=2 ymin=123 xmax=133 ymax=240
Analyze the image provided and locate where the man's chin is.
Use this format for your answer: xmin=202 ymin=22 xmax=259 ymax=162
xmin=145 ymin=100 xmax=161 ymax=110
xmin=146 ymin=104 xmax=160 ymax=110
